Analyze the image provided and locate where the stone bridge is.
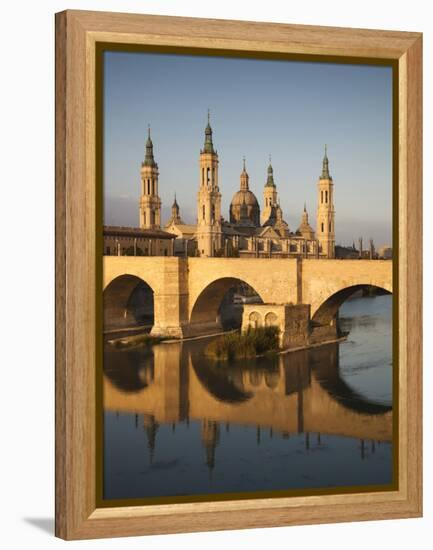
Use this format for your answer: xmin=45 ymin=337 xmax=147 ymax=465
xmin=103 ymin=257 xmax=392 ymax=343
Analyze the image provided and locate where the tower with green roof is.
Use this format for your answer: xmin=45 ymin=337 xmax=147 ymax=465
xmin=196 ymin=111 xmax=222 ymax=256
xmin=316 ymin=145 xmax=335 ymax=258
xmin=261 ymin=156 xmax=279 ymax=225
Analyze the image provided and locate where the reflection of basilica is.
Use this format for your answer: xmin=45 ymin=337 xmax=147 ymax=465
xmin=103 ymin=340 xmax=392 ymax=470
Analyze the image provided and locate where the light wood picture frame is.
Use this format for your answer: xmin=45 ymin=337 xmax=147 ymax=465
xmin=55 ymin=9 xmax=422 ymax=540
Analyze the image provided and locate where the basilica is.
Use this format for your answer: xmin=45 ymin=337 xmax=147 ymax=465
xmin=104 ymin=115 xmax=336 ymax=259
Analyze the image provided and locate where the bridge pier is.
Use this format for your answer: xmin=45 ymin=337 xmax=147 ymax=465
xmin=309 ymin=317 xmax=339 ymax=345
xmin=241 ymin=304 xmax=311 ymax=349
xmin=241 ymin=303 xmax=342 ymax=350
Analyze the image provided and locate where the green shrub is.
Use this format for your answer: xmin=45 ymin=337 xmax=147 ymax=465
xmin=206 ymin=326 xmax=280 ymax=361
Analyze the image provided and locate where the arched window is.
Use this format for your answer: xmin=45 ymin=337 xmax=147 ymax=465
xmin=147 ymin=180 xmax=150 ymax=195
xmin=202 ymin=168 xmax=204 ymax=186
xmin=321 ymin=222 xmax=324 ymax=232
xmin=202 ymin=204 xmax=205 ymax=220
xmin=207 ymin=167 xmax=210 ymax=185
xmin=329 ymin=221 xmax=332 ymax=232
xmin=249 ymin=311 xmax=262 ymax=329
xmin=321 ymin=190 xmax=323 ymax=203
xmin=211 ymin=204 xmax=215 ymax=222
xmin=325 ymin=190 xmax=328 ymax=203
xmin=265 ymin=312 xmax=278 ymax=327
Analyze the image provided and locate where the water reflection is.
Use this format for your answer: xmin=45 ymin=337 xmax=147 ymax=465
xmin=103 ymin=294 xmax=393 ymax=500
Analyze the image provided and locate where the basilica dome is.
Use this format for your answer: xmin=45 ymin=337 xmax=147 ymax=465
xmin=230 ymin=189 xmax=259 ymax=207
xmin=230 ymin=190 xmax=260 ymax=227
xmin=229 ymin=160 xmax=261 ymax=227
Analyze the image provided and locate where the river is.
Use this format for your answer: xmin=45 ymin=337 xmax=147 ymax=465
xmin=103 ymin=293 xmax=393 ymax=501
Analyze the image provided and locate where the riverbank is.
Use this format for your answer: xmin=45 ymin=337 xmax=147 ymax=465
xmin=107 ymin=327 xmax=348 ymax=353
xmin=279 ymin=333 xmax=348 ymax=354
xmin=107 ymin=333 xmax=165 ymax=349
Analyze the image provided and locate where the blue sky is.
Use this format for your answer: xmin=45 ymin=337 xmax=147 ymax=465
xmin=103 ymin=51 xmax=393 ymax=246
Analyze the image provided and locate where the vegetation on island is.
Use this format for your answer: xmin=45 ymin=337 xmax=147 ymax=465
xmin=205 ymin=326 xmax=280 ymax=361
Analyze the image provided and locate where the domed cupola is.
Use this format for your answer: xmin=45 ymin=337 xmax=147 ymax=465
xmin=229 ymin=158 xmax=260 ymax=227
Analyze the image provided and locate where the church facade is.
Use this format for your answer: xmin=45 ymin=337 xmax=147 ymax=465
xmin=105 ymin=116 xmax=336 ymax=259
xmin=164 ymin=116 xmax=335 ymax=259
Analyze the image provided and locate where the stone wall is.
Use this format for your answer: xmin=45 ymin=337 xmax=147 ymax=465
xmin=242 ymin=303 xmax=310 ymax=349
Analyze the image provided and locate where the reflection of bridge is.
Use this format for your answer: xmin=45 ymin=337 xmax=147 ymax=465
xmin=103 ymin=257 xmax=392 ymax=342
xmin=103 ymin=340 xmax=393 ymax=445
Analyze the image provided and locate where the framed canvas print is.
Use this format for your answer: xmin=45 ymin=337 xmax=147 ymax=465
xmin=55 ymin=10 xmax=422 ymax=540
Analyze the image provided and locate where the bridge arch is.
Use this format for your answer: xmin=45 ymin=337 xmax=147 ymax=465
xmin=312 ymin=284 xmax=392 ymax=327
xmin=189 ymin=277 xmax=264 ymax=332
xmin=104 ymin=347 xmax=155 ymax=392
xmin=103 ymin=274 xmax=155 ymax=331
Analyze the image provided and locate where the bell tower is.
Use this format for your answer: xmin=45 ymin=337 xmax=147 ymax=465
xmin=196 ymin=111 xmax=222 ymax=257
xmin=261 ymin=156 xmax=279 ymax=225
xmin=316 ymin=145 xmax=335 ymax=258
xmin=139 ymin=126 xmax=161 ymax=229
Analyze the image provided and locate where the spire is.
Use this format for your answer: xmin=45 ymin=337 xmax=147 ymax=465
xmin=321 ymin=144 xmax=331 ymax=179
xmin=202 ymin=109 xmax=215 ymax=154
xmin=201 ymin=420 xmax=219 ymax=473
xmin=169 ymin=193 xmax=182 ymax=225
xmin=143 ymin=125 xmax=156 ymax=167
xmin=276 ymin=204 xmax=283 ymax=221
xmin=297 ymin=201 xmax=314 ymax=237
xmin=240 ymin=157 xmax=249 ymax=191
xmin=265 ymin=155 xmax=276 ymax=187
xmin=143 ymin=415 xmax=159 ymax=465
xmin=302 ymin=202 xmax=309 ymax=224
